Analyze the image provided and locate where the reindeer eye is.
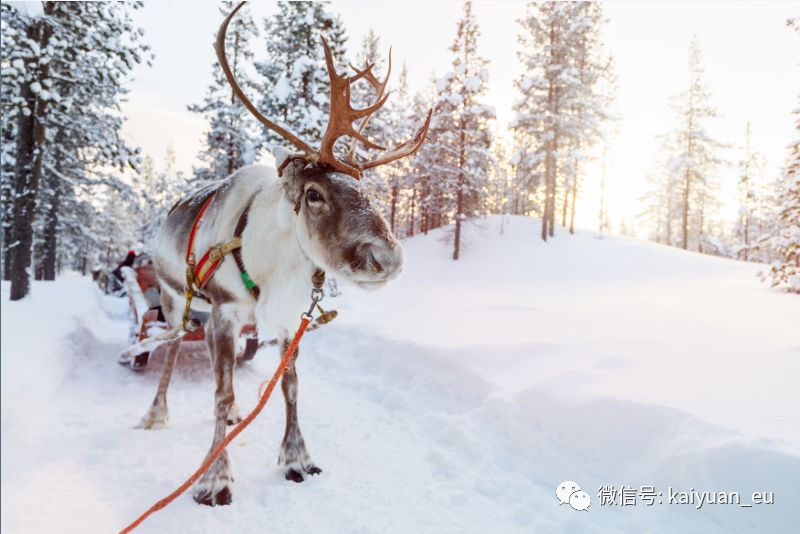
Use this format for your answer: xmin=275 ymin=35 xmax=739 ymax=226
xmin=306 ymin=188 xmax=323 ymax=203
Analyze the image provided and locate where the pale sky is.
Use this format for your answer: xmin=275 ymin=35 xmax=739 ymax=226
xmin=120 ymin=0 xmax=799 ymax=234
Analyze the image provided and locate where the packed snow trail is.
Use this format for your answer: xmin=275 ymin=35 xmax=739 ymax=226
xmin=2 ymin=216 xmax=798 ymax=533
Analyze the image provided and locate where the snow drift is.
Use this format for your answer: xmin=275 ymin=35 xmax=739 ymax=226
xmin=1 ymin=215 xmax=798 ymax=533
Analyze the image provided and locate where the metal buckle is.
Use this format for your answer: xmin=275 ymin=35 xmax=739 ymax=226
xmin=303 ymin=287 xmax=325 ymax=319
xmin=311 ymin=287 xmax=324 ymax=303
xmin=209 ymin=246 xmax=223 ymax=263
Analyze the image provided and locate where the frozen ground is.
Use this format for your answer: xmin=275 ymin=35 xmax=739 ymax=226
xmin=2 ymin=215 xmax=798 ymax=533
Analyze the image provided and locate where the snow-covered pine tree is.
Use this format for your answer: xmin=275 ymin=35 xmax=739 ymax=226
xmin=513 ymin=1 xmax=612 ymax=241
xmin=485 ymin=135 xmax=515 ymax=220
xmin=381 ymin=64 xmax=414 ymax=234
xmin=763 ymin=19 xmax=800 ymax=292
xmin=765 ymin=133 xmax=800 ymax=291
xmin=189 ymin=0 xmax=261 ymax=186
xmin=1 ymin=2 xmax=149 ymax=297
xmin=638 ymin=136 xmax=683 ymax=245
xmin=36 ymin=2 xmax=149 ymax=280
xmin=563 ymin=1 xmax=613 ymax=235
xmin=438 ymin=1 xmax=495 ymax=260
xmin=734 ymin=122 xmax=768 ymax=261
xmin=513 ymin=1 xmax=581 ymax=241
xmin=412 ymin=72 xmax=451 ymax=235
xmin=347 ymin=30 xmax=393 ymax=218
xmin=255 ymin=2 xmax=348 ymax=150
xmin=667 ymin=36 xmax=722 ymax=252
xmin=598 ymin=141 xmax=611 ymax=235
xmin=349 ymin=30 xmax=390 ymax=150
xmin=406 ymin=80 xmax=438 ymax=236
xmin=0 ymin=3 xmax=27 ymax=279
xmin=3 ymin=2 xmax=54 ymax=298
xmin=137 ymin=145 xmax=183 ymax=249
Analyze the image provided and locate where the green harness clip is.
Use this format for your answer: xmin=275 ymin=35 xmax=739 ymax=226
xmin=241 ymin=271 xmax=257 ymax=289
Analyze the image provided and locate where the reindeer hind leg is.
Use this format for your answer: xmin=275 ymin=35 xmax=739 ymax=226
xmin=137 ymin=290 xmax=182 ymax=430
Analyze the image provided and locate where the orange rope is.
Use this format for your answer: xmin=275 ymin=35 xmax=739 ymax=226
xmin=119 ymin=315 xmax=312 ymax=534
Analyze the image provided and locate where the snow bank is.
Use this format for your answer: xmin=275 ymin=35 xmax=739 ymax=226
xmin=1 ymin=217 xmax=798 ymax=533
xmin=1 ymin=275 xmax=127 ymax=466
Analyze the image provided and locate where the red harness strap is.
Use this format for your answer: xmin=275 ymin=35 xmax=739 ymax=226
xmin=186 ymin=194 xmax=240 ymax=290
xmin=185 ymin=194 xmax=259 ymax=297
xmin=186 ymin=194 xmax=215 ymax=266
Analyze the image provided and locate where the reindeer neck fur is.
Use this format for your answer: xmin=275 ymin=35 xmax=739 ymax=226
xmin=241 ymin=169 xmax=318 ymax=335
xmin=153 ymin=164 xmax=318 ymax=337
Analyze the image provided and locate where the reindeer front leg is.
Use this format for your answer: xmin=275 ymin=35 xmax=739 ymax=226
xmin=279 ymin=338 xmax=322 ymax=482
xmin=193 ymin=305 xmax=240 ymax=506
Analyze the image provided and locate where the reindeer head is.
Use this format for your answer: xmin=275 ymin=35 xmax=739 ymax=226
xmin=279 ymin=158 xmax=403 ymax=289
xmin=217 ymin=1 xmax=430 ymax=289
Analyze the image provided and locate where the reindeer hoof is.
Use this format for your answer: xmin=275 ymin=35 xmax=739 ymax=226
xmin=226 ymin=403 xmax=243 ymax=426
xmin=285 ymin=468 xmax=304 ymax=483
xmin=193 ymin=486 xmax=232 ymax=506
xmin=284 ymin=463 xmax=322 ymax=483
xmin=136 ymin=407 xmax=168 ymax=430
xmin=305 ymin=464 xmax=322 ymax=476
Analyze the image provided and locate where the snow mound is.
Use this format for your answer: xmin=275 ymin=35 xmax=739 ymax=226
xmin=2 ymin=216 xmax=798 ymax=533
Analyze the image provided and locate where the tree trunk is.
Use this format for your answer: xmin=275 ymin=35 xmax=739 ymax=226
xmin=681 ymin=168 xmax=691 ymax=250
xmin=390 ymin=182 xmax=398 ymax=234
xmin=546 ymin=131 xmax=558 ymax=239
xmin=681 ymin=114 xmax=693 ymax=250
xmin=698 ymin=192 xmax=705 ymax=253
xmin=666 ymin=190 xmax=672 ymax=245
xmin=9 ymin=16 xmax=51 ymax=300
xmin=3 ymin=220 xmax=14 ymax=281
xmin=598 ymin=146 xmax=607 ymax=235
xmin=453 ymin=128 xmax=466 ymax=260
xmin=1 ymin=163 xmax=13 ymax=281
xmin=408 ymin=186 xmax=416 ymax=237
xmin=742 ymin=197 xmax=749 ymax=261
xmin=41 ymin=177 xmax=60 ymax=280
xmin=453 ymin=177 xmax=464 ymax=260
xmin=569 ymin=162 xmax=578 ymax=235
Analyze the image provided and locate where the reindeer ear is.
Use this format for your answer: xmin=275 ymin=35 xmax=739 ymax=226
xmin=272 ymin=145 xmax=305 ymax=211
xmin=271 ymin=145 xmax=293 ymax=172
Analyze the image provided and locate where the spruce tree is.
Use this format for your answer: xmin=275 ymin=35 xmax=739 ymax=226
xmin=437 ymin=2 xmax=495 ymax=260
xmin=513 ymin=1 xmax=612 ymax=241
xmin=189 ymin=0 xmax=261 ymax=185
xmin=348 ymin=30 xmax=393 ymax=217
xmin=407 ymin=80 xmax=439 ymax=236
xmin=734 ymin=123 xmax=767 ymax=261
xmin=1 ymin=2 xmax=149 ymax=295
xmin=513 ymin=1 xmax=582 ymax=241
xmin=764 ymin=19 xmax=800 ymax=292
xmin=668 ymin=37 xmax=722 ymax=251
xmin=563 ymin=1 xmax=613 ymax=235
xmin=255 ymin=2 xmax=348 ymax=149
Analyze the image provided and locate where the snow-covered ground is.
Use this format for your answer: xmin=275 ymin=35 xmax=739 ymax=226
xmin=2 ymin=215 xmax=798 ymax=533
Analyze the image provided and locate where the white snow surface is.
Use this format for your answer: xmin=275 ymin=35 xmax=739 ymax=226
xmin=1 ymin=215 xmax=798 ymax=533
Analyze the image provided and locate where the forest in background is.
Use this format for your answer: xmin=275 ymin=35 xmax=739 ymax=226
xmin=1 ymin=1 xmax=798 ymax=301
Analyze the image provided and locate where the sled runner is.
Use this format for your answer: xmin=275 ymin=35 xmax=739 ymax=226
xmin=117 ymin=260 xmax=337 ymax=371
xmin=117 ymin=261 xmax=259 ymax=371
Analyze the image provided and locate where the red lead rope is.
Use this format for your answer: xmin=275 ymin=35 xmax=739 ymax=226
xmin=119 ymin=315 xmax=313 ymax=534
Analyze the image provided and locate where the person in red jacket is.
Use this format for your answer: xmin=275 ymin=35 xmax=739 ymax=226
xmin=110 ymin=250 xmax=137 ymax=294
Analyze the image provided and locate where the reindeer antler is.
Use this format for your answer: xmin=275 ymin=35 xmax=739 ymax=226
xmin=347 ymin=49 xmax=392 ymax=162
xmin=215 ymin=1 xmax=315 ymax=160
xmin=217 ymin=1 xmax=431 ymax=179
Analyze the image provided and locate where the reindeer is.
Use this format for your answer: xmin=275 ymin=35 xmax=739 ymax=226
xmin=135 ymin=2 xmax=430 ymax=506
